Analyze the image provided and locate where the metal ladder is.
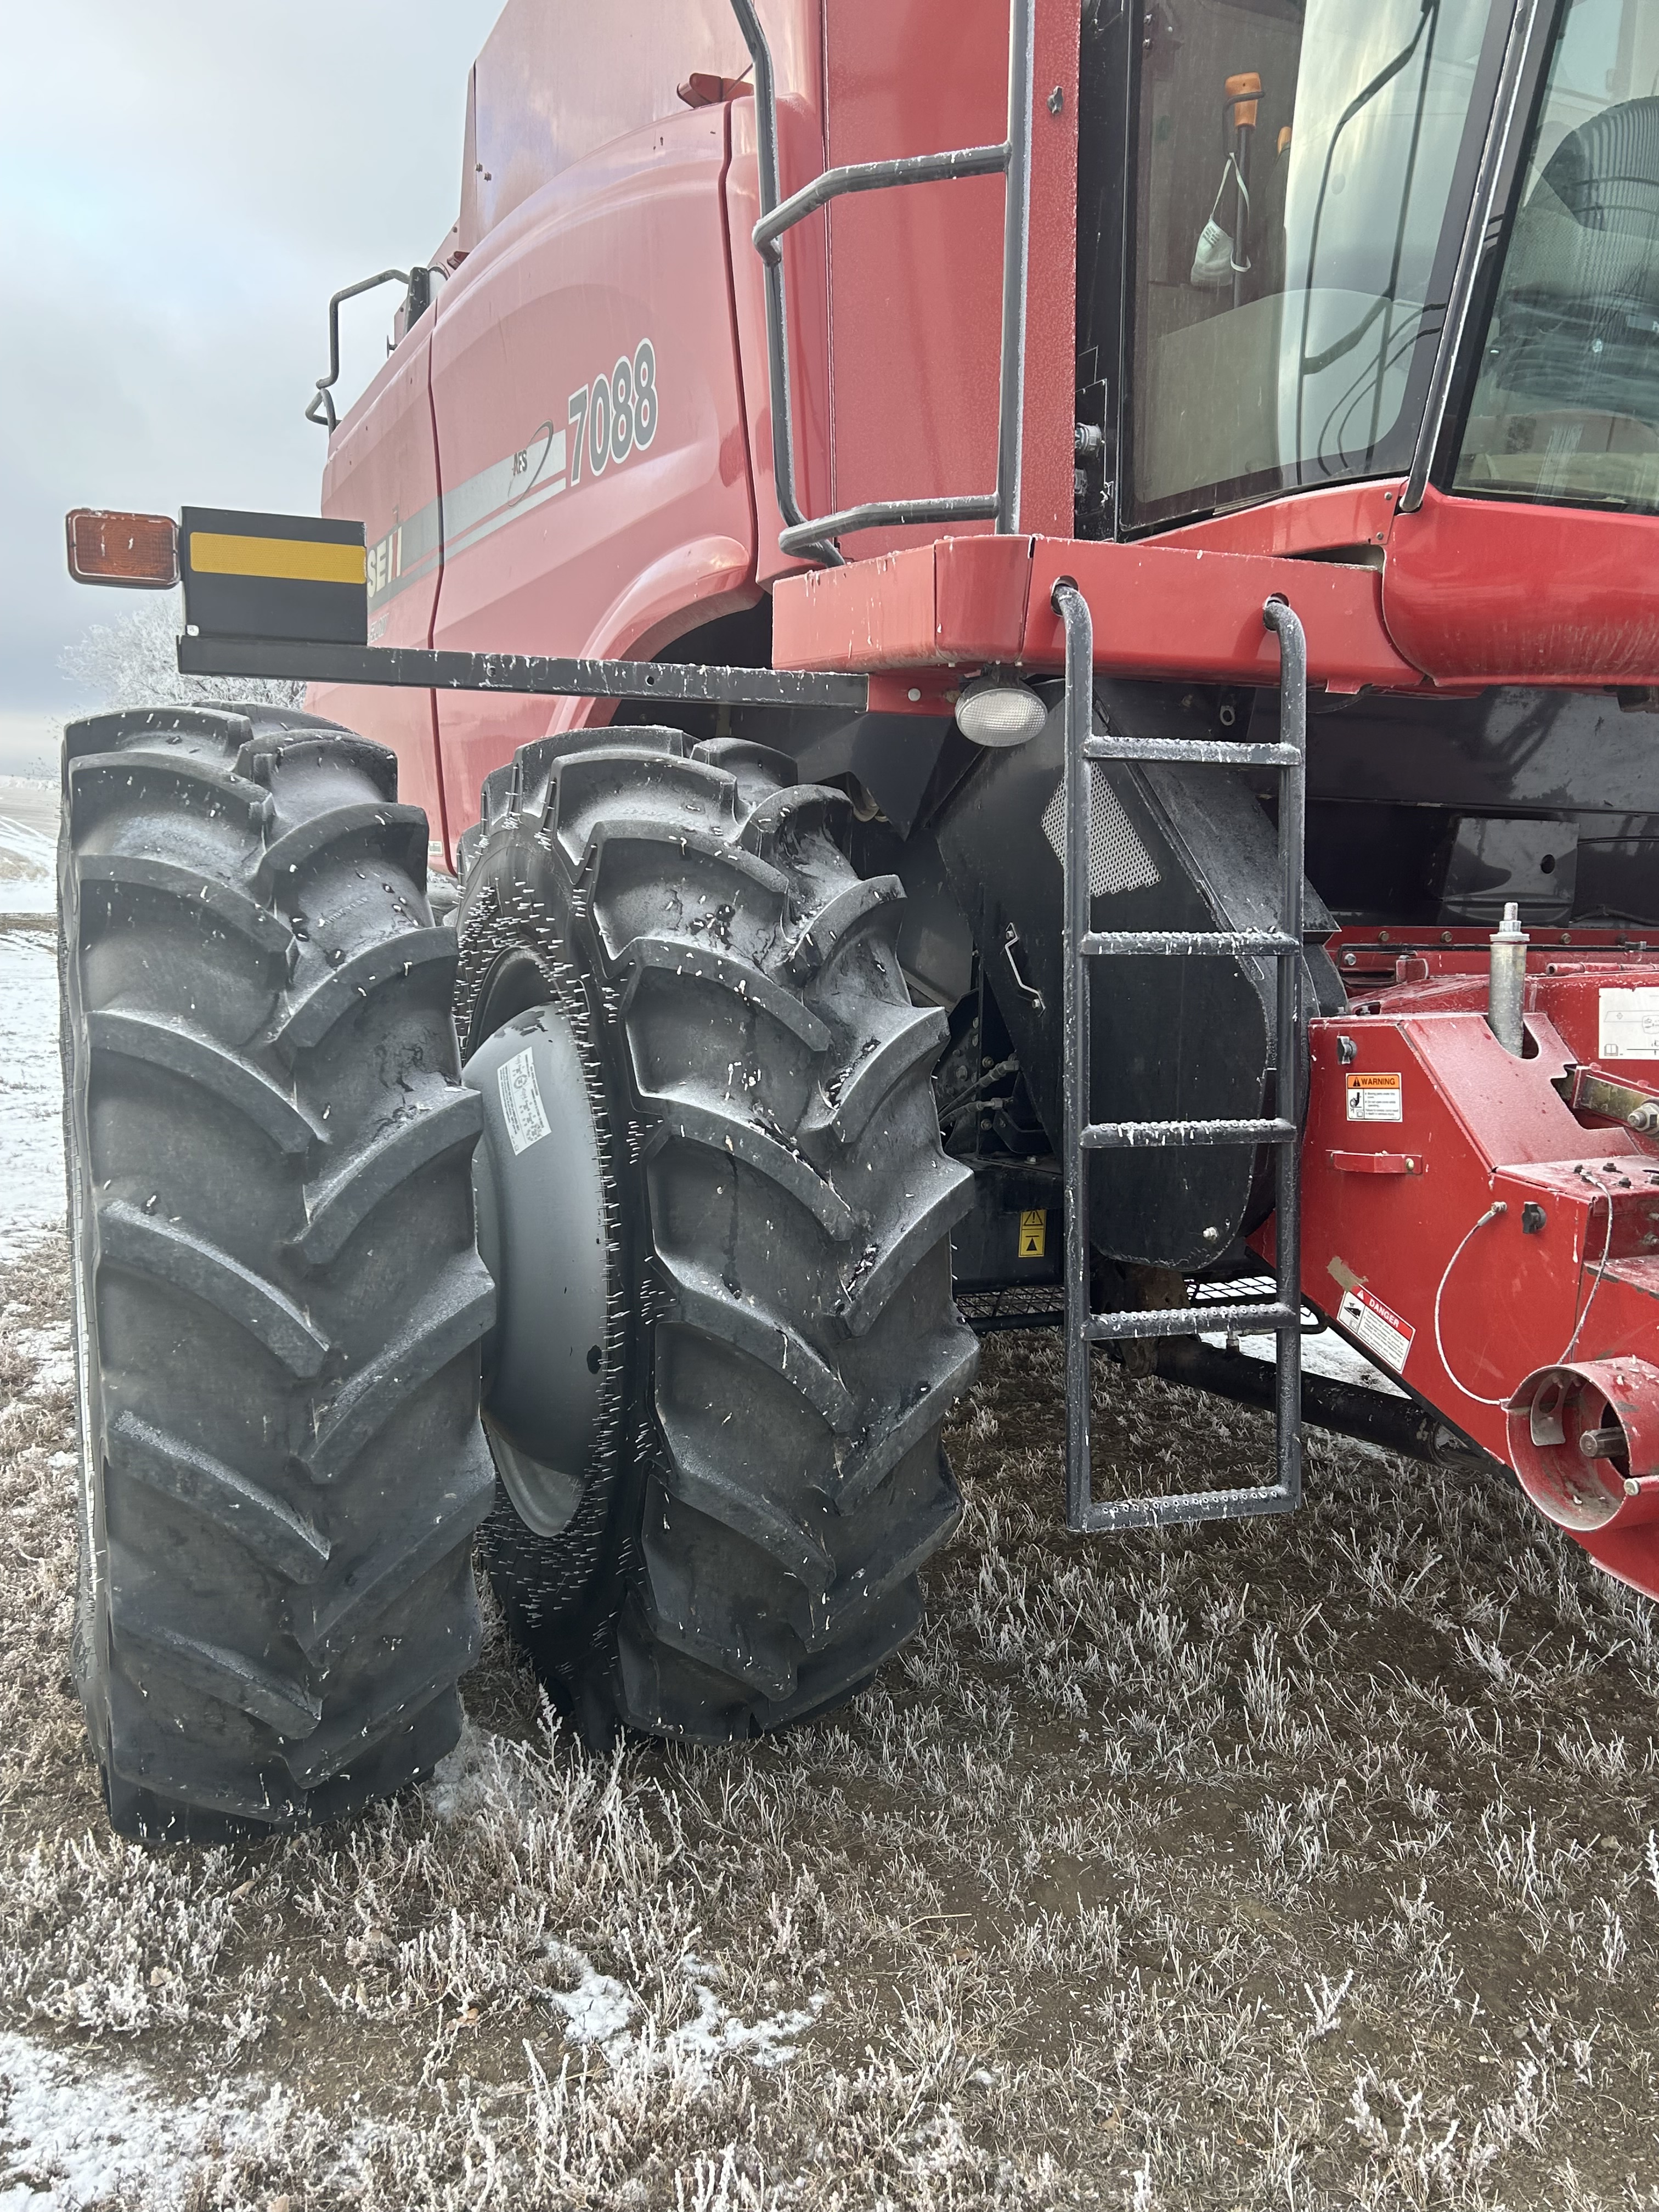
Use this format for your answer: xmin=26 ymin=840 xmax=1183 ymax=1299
xmin=1051 ymin=581 xmax=1310 ymax=1533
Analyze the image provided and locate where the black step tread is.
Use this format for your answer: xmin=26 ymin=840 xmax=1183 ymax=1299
xmin=783 ymin=875 xmax=903 ymax=981
xmin=633 ymin=1560 xmax=799 ymax=1703
xmin=826 ymin=1333 xmax=981 ymax=1514
xmin=759 ymin=1583 xmax=922 ymax=1730
xmin=108 ymin=1751 xmax=301 ymax=1828
xmin=67 ymin=706 xmax=256 ymax=762
xmin=589 ymin=820 xmax=792 ymax=902
xmin=110 ymin=1409 xmax=330 ymax=1582
xmin=258 ymin=800 xmax=427 ymax=891
xmin=619 ymin=934 xmax=831 ymax=1050
xmin=296 ymin=1090 xmax=483 ymax=1266
xmin=803 ymin=1005 xmax=949 ymax=1149
xmin=830 ymin=1161 xmax=976 ymax=1339
xmin=658 ymin=1442 xmax=836 ymax=1594
xmin=549 ymin=750 xmax=739 ymax=859
xmin=273 ymin=927 xmax=457 ymax=1054
xmin=235 ymin=730 xmax=397 ymax=798
xmin=302 ymin=1262 xmax=495 ymax=1483
xmin=297 ymin=1439 xmax=495 ymax=1658
xmin=738 ymin=783 xmax=853 ymax=860
xmin=641 ymin=1092 xmax=856 ymax=1240
xmin=98 ymin=1198 xmax=329 ymax=1378
xmin=657 ymin=1256 xmax=855 ymax=1432
xmin=89 ymin=1011 xmax=325 ymax=1156
xmin=76 ymin=855 xmax=296 ymax=960
xmin=797 ymin=1482 xmax=962 ymax=1654
xmin=69 ymin=747 xmax=269 ymax=822
xmin=284 ymin=1614 xmax=483 ymax=1786
xmin=115 ymin=1609 xmax=321 ymax=1739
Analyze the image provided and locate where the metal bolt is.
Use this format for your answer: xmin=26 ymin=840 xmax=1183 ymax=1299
xmin=1202 ymin=1225 xmax=1220 ymax=1243
xmin=1336 ymin=1034 xmax=1358 ymax=1066
xmin=1342 ymin=951 xmax=1357 ymax=969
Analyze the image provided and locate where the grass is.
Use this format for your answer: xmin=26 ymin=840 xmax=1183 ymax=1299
xmin=2 ymin=1229 xmax=1657 ymax=2208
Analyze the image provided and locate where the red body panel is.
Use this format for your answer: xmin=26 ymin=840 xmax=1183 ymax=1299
xmin=772 ymin=532 xmax=1424 ymax=690
xmin=812 ymin=0 xmax=1079 ymax=558
xmin=427 ymin=104 xmax=760 ymax=842
xmin=1383 ymin=488 xmax=1659 ymax=689
xmin=313 ymin=332 xmax=447 ymax=847
xmin=1288 ymin=939 xmax=1659 ymax=1599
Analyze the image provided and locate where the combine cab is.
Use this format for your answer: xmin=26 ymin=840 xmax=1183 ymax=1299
xmin=60 ymin=0 xmax=1659 ymax=1834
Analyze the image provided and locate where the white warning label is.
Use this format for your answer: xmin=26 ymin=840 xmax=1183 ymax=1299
xmin=1337 ymin=1283 xmax=1415 ymax=1376
xmin=497 ymin=1045 xmax=551 ymax=1155
xmin=1599 ymin=987 xmax=1659 ymax=1062
xmin=1345 ymin=1071 xmax=1403 ymax=1123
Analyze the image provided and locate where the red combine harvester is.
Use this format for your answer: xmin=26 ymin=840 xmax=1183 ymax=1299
xmin=60 ymin=0 xmax=1659 ymax=1836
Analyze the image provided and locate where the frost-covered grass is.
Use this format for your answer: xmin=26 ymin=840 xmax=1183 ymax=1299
xmin=4 ymin=1237 xmax=1659 ymax=2209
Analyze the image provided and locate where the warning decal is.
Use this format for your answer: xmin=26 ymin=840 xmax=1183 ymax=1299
xmin=1018 ymin=1209 xmax=1047 ymax=1259
xmin=497 ymin=1045 xmax=551 ymax=1156
xmin=1599 ymin=987 xmax=1659 ymax=1062
xmin=1336 ymin=1283 xmax=1415 ymax=1375
xmin=1346 ymin=1071 xmax=1403 ymax=1123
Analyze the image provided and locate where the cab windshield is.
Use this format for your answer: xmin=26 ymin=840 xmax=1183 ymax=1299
xmin=1127 ymin=0 xmax=1513 ymax=529
xmin=1455 ymin=0 xmax=1659 ymax=514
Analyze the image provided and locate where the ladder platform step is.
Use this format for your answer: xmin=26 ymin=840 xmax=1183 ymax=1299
xmin=1082 ymin=1116 xmax=1296 ymax=1149
xmin=1082 ymin=930 xmax=1299 ymax=958
xmin=1081 ymin=736 xmax=1300 ymax=768
xmin=1084 ymin=1302 xmax=1300 ymax=1342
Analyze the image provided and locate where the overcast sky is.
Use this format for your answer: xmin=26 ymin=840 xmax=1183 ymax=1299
xmin=0 ymin=0 xmax=504 ymax=766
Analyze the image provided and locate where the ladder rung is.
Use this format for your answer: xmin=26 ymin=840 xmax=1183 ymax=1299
xmin=1082 ymin=1117 xmax=1296 ymax=1149
xmin=1082 ymin=930 xmax=1299 ymax=958
xmin=1082 ymin=737 xmax=1300 ymax=768
xmin=1084 ymin=1302 xmax=1300 ymax=1342
xmin=1074 ymin=1481 xmax=1297 ymax=1533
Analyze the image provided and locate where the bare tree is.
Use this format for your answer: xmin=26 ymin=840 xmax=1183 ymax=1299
xmin=60 ymin=591 xmax=306 ymax=716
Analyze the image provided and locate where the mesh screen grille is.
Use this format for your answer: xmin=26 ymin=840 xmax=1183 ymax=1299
xmin=1040 ymin=775 xmax=1161 ymax=898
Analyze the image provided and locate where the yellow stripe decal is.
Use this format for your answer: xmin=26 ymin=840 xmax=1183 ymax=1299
xmin=189 ymin=532 xmax=366 ymax=586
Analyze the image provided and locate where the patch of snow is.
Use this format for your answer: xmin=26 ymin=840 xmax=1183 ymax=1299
xmin=0 ymin=802 xmax=63 ymax=1261
xmin=0 ymin=933 xmax=63 ymax=1262
xmin=532 ymin=1937 xmax=823 ymax=2076
xmin=0 ymin=2030 xmax=276 ymax=2211
xmin=421 ymin=1716 xmax=541 ymax=1824
xmin=669 ymin=1959 xmax=824 ymax=2070
xmin=541 ymin=1948 xmax=639 ymax=2050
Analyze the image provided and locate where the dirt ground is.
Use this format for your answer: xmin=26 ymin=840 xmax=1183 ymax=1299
xmin=3 ymin=1229 xmax=1657 ymax=2210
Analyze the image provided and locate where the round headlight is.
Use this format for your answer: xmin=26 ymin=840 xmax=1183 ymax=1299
xmin=955 ymin=674 xmax=1048 ymax=749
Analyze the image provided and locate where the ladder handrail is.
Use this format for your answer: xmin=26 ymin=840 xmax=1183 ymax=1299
xmin=728 ymin=0 xmax=1034 ymax=564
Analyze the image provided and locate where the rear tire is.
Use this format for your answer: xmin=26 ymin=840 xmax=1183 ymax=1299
xmin=60 ymin=704 xmax=494 ymax=1838
xmin=455 ymin=729 xmax=979 ymax=1742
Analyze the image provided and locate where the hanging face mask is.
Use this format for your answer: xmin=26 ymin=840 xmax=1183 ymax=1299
xmin=1191 ymin=156 xmax=1251 ymax=291
xmin=1190 ymin=218 xmax=1235 ymax=289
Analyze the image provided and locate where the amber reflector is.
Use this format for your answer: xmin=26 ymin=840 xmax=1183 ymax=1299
xmin=65 ymin=509 xmax=179 ymax=589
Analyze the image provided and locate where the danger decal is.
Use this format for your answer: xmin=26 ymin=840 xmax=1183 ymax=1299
xmin=1336 ymin=1282 xmax=1415 ymax=1375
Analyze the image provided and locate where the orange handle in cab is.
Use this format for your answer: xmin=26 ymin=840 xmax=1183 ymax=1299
xmin=1226 ymin=70 xmax=1261 ymax=129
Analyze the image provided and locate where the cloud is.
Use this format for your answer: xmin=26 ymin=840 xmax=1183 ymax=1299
xmin=0 ymin=0 xmax=503 ymax=710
